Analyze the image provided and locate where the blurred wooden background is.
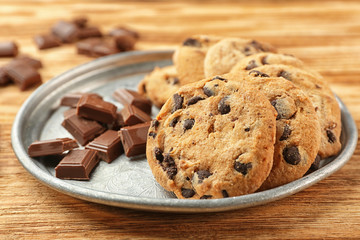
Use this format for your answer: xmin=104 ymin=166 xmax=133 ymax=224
xmin=1 ymin=0 xmax=360 ymax=239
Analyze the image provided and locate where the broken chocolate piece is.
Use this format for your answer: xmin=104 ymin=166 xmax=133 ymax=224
xmin=77 ymin=26 xmax=103 ymax=39
xmin=62 ymin=109 xmax=105 ymax=145
xmin=92 ymin=41 xmax=119 ymax=57
xmin=60 ymin=92 xmax=102 ymax=107
xmin=118 ymin=122 xmax=150 ymax=157
xmin=109 ymin=27 xmax=140 ymax=40
xmin=28 ymin=138 xmax=78 ymax=157
xmin=51 ymin=20 xmax=79 ymax=43
xmin=77 ymin=94 xmax=117 ymax=124
xmin=120 ymin=104 xmax=152 ymax=126
xmin=283 ymin=146 xmax=301 ymax=165
xmin=72 ymin=16 xmax=88 ymax=28
xmin=0 ymin=41 xmax=18 ymax=57
xmin=76 ymin=38 xmax=102 ymax=56
xmin=12 ymin=55 xmax=43 ymax=69
xmin=112 ymin=88 xmax=152 ymax=115
xmin=0 ymin=68 xmax=11 ymax=86
xmin=34 ymin=34 xmax=61 ymax=50
xmin=114 ymin=33 xmax=136 ymax=51
xmin=55 ymin=149 xmax=99 ymax=180
xmin=86 ymin=130 xmax=123 ymax=163
xmin=5 ymin=61 xmax=42 ymax=91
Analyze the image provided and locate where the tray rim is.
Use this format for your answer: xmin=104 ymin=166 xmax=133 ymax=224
xmin=11 ymin=50 xmax=358 ymax=213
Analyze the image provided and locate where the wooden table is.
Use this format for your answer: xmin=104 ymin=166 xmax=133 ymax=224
xmin=1 ymin=1 xmax=360 ymax=239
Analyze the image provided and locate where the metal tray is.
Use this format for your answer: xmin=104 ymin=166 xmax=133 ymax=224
xmin=12 ymin=50 xmax=358 ymax=213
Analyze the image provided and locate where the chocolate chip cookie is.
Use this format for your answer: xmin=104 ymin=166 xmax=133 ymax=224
xmin=146 ymin=76 xmax=277 ymax=199
xmin=231 ymin=64 xmax=341 ymax=159
xmin=137 ymin=65 xmax=180 ymax=108
xmin=174 ymin=35 xmax=222 ymax=85
xmin=204 ymin=38 xmax=277 ymax=78
xmin=227 ymin=74 xmax=322 ymax=190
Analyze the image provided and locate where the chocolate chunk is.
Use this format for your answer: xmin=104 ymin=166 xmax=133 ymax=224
xmin=168 ymin=76 xmax=179 ymax=85
xmin=0 ymin=41 xmax=18 ymax=57
xmin=278 ymin=70 xmax=292 ymax=81
xmin=76 ymin=38 xmax=102 ymax=56
xmin=62 ymin=109 xmax=105 ymax=145
xmin=249 ymin=70 xmax=270 ymax=78
xmin=283 ymin=146 xmax=301 ymax=165
xmin=162 ymin=154 xmax=177 ymax=179
xmin=244 ymin=127 xmax=250 ymax=132
xmin=204 ymin=87 xmax=215 ymax=97
xmin=5 ymin=61 xmax=42 ymax=91
xmin=172 ymin=93 xmax=183 ymax=113
xmin=120 ymin=104 xmax=152 ymax=126
xmin=196 ymin=170 xmax=212 ymax=183
xmin=118 ymin=122 xmax=150 ymax=157
xmin=169 ymin=117 xmax=179 ymax=127
xmin=182 ymin=38 xmax=201 ymax=47
xmin=55 ymin=149 xmax=99 ymax=180
xmin=112 ymin=88 xmax=152 ymax=115
xmin=60 ymin=92 xmax=102 ymax=107
xmin=200 ymin=195 xmax=212 ymax=199
xmin=181 ymin=188 xmax=195 ymax=198
xmin=154 ymin=147 xmax=164 ymax=163
xmin=218 ymin=97 xmax=230 ymax=115
xmin=77 ymin=26 xmax=103 ymax=39
xmin=234 ymin=162 xmax=252 ymax=175
xmin=34 ymin=34 xmax=62 ymax=50
xmin=92 ymin=41 xmax=119 ymax=57
xmin=270 ymin=100 xmax=281 ymax=120
xmin=187 ymin=96 xmax=204 ymax=106
xmin=279 ymin=124 xmax=292 ymax=141
xmin=250 ymin=40 xmax=266 ymax=52
xmin=77 ymin=94 xmax=117 ymax=124
xmin=148 ymin=132 xmax=157 ymax=138
xmin=72 ymin=16 xmax=88 ymax=28
xmin=151 ymin=119 xmax=160 ymax=128
xmin=12 ymin=55 xmax=43 ymax=69
xmin=211 ymin=76 xmax=227 ymax=82
xmin=0 ymin=68 xmax=11 ymax=86
xmin=222 ymin=190 xmax=229 ymax=198
xmin=183 ymin=119 xmax=195 ymax=131
xmin=109 ymin=27 xmax=140 ymax=40
xmin=51 ymin=20 xmax=79 ymax=43
xmin=85 ymin=130 xmax=123 ymax=163
xmin=326 ymin=130 xmax=336 ymax=143
xmin=261 ymin=56 xmax=268 ymax=65
xmin=28 ymin=138 xmax=78 ymax=157
xmin=114 ymin=33 xmax=136 ymax=52
xmin=245 ymin=60 xmax=258 ymax=70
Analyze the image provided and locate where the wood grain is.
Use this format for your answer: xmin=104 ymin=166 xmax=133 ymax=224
xmin=1 ymin=1 xmax=360 ymax=239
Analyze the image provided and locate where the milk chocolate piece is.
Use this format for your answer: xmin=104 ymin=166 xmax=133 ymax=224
xmin=60 ymin=92 xmax=102 ymax=107
xmin=28 ymin=138 xmax=78 ymax=157
xmin=5 ymin=61 xmax=42 ymax=91
xmin=0 ymin=41 xmax=18 ymax=57
xmin=113 ymin=88 xmax=152 ymax=114
xmin=62 ymin=109 xmax=105 ymax=145
xmin=92 ymin=41 xmax=119 ymax=57
xmin=72 ymin=16 xmax=88 ymax=28
xmin=78 ymin=26 xmax=103 ymax=39
xmin=76 ymin=38 xmax=102 ymax=56
xmin=51 ymin=20 xmax=79 ymax=43
xmin=77 ymin=94 xmax=117 ymax=124
xmin=120 ymin=104 xmax=152 ymax=126
xmin=12 ymin=55 xmax=43 ymax=69
xmin=34 ymin=34 xmax=61 ymax=50
xmin=0 ymin=67 xmax=11 ymax=86
xmin=86 ymin=130 xmax=123 ymax=163
xmin=55 ymin=149 xmax=99 ymax=180
xmin=118 ymin=122 xmax=150 ymax=157
xmin=109 ymin=27 xmax=139 ymax=40
xmin=114 ymin=33 xmax=136 ymax=52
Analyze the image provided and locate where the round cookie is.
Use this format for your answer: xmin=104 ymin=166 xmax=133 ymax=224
xmin=138 ymin=65 xmax=180 ymax=108
xmin=174 ymin=35 xmax=222 ymax=85
xmin=231 ymin=64 xmax=342 ymax=159
xmin=203 ymin=38 xmax=277 ymax=78
xmin=146 ymin=76 xmax=277 ymax=199
xmin=226 ymin=74 xmax=322 ymax=190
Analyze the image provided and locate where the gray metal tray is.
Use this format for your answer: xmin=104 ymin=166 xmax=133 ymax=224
xmin=12 ymin=50 xmax=358 ymax=213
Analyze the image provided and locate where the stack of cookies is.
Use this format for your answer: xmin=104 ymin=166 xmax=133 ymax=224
xmin=139 ymin=35 xmax=342 ymax=199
